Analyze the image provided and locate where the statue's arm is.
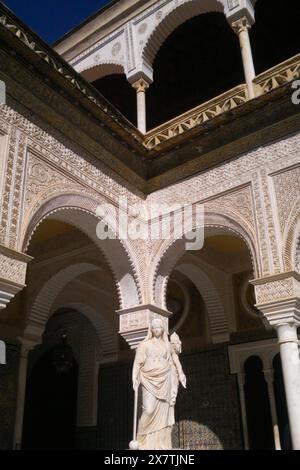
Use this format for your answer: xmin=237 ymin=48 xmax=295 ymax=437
xmin=171 ymin=349 xmax=186 ymax=389
xmin=132 ymin=342 xmax=145 ymax=391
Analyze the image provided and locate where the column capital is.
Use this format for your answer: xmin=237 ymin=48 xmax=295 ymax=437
xmin=0 ymin=244 xmax=32 ymax=310
xmin=256 ymin=297 xmax=300 ymax=329
xmin=231 ymin=16 xmax=252 ymax=35
xmin=117 ymin=304 xmax=171 ymax=349
xmin=132 ymin=77 xmax=150 ymax=93
xmin=251 ymin=272 xmax=300 ymax=328
xmin=251 ymin=271 xmax=300 ymax=304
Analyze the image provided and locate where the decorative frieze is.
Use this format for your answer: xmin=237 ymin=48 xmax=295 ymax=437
xmin=252 ymin=272 xmax=300 ymax=305
xmin=144 ymin=85 xmax=248 ymax=150
xmin=0 ymin=245 xmax=30 ymax=286
xmin=0 ymin=244 xmax=32 ymax=309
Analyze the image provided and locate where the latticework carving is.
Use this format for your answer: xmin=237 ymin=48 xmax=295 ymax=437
xmin=254 ymin=53 xmax=300 ymax=95
xmin=144 ymin=85 xmax=248 ymax=149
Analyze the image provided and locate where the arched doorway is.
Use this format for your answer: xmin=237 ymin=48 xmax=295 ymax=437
xmin=22 ymin=342 xmax=78 ymax=450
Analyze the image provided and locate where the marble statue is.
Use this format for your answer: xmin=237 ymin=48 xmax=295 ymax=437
xmin=131 ymin=318 xmax=186 ymax=450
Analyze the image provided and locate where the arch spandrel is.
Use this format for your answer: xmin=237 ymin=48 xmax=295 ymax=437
xmin=149 ymin=210 xmax=260 ymax=309
xmin=20 ymin=192 xmax=142 ymax=310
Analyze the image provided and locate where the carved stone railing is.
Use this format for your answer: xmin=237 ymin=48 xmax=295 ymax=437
xmin=144 ymin=53 xmax=300 ymax=150
xmin=144 ymin=84 xmax=248 ymax=150
xmin=254 ymin=53 xmax=300 ymax=95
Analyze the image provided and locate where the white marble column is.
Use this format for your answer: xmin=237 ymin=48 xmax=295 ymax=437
xmin=13 ymin=339 xmax=37 ymax=449
xmin=253 ymin=274 xmax=300 ymax=451
xmin=232 ymin=17 xmax=256 ymax=99
xmin=276 ymin=322 xmax=300 ymax=449
xmin=132 ymin=78 xmax=150 ymax=134
xmin=263 ymin=368 xmax=281 ymax=450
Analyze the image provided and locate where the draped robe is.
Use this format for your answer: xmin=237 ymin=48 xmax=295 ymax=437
xmin=133 ymin=338 xmax=179 ymax=450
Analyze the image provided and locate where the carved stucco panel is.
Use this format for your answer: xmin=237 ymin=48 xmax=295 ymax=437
xmin=250 ymin=172 xmax=270 ymax=276
xmin=205 ymin=186 xmax=255 ymax=235
xmin=0 ymin=126 xmax=27 ymax=250
xmin=254 ymin=277 xmax=300 ymax=304
xmin=25 ymin=152 xmax=71 ymax=211
xmin=0 ymin=106 xmax=143 ymax=207
xmin=259 ymin=168 xmax=282 ymax=274
xmin=0 ymin=253 xmax=27 ymax=285
xmin=148 ymin=132 xmax=300 ymax=208
xmin=273 ymin=166 xmax=300 ymax=234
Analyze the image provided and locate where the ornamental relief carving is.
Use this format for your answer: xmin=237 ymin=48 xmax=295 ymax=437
xmin=0 ymin=253 xmax=27 ymax=285
xmin=259 ymin=169 xmax=282 ymax=274
xmin=273 ymin=166 xmax=300 ymax=234
xmin=254 ymin=278 xmax=297 ymax=304
xmin=0 ymin=126 xmax=26 ymax=250
xmin=25 ymin=152 xmax=71 ymax=211
xmin=0 ymin=106 xmax=143 ymax=206
xmin=148 ymin=132 xmax=300 ymax=209
xmin=205 ymin=186 xmax=255 ymax=235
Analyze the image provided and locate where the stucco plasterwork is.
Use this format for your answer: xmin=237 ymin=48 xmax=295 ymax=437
xmin=0 ymin=96 xmax=300 ymax=318
xmin=25 ymin=152 xmax=71 ymax=211
xmin=68 ymin=0 xmax=254 ymax=83
xmin=205 ymin=186 xmax=255 ymax=236
xmin=0 ymin=253 xmax=27 ymax=286
xmin=0 ymin=106 xmax=144 ymax=206
xmin=252 ymin=273 xmax=300 ymax=305
xmin=149 ymin=205 xmax=258 ymax=309
xmin=0 ymin=126 xmax=27 ymax=249
xmin=273 ymin=166 xmax=300 ymax=234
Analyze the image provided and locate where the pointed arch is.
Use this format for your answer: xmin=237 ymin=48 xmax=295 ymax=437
xmin=142 ymin=0 xmax=225 ymax=67
xmin=150 ymin=210 xmax=259 ymax=309
xmin=79 ymin=62 xmax=124 ymax=82
xmin=175 ymin=262 xmax=229 ymax=343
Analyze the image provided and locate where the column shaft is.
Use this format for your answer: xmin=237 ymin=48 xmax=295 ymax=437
xmin=277 ymin=323 xmax=300 ymax=449
xmin=13 ymin=346 xmax=30 ymax=449
xmin=264 ymin=369 xmax=281 ymax=450
xmin=232 ymin=17 xmax=256 ymax=99
xmin=132 ymin=78 xmax=149 ymax=134
xmin=237 ymin=373 xmax=250 ymax=450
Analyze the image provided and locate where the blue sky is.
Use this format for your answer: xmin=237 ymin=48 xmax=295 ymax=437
xmin=2 ymin=0 xmax=113 ymax=44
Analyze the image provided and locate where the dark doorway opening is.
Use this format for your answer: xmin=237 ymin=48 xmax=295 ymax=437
xmin=244 ymin=355 xmax=274 ymax=449
xmin=251 ymin=0 xmax=300 ymax=74
xmin=22 ymin=345 xmax=78 ymax=450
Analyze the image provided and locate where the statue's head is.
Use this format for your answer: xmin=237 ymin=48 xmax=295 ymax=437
xmin=150 ymin=318 xmax=164 ymax=338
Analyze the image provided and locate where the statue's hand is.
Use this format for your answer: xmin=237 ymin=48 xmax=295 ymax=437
xmin=179 ymin=373 xmax=186 ymax=389
xmin=170 ymin=397 xmax=176 ymax=406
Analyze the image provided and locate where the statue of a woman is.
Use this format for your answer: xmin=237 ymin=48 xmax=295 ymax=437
xmin=132 ymin=318 xmax=186 ymax=450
